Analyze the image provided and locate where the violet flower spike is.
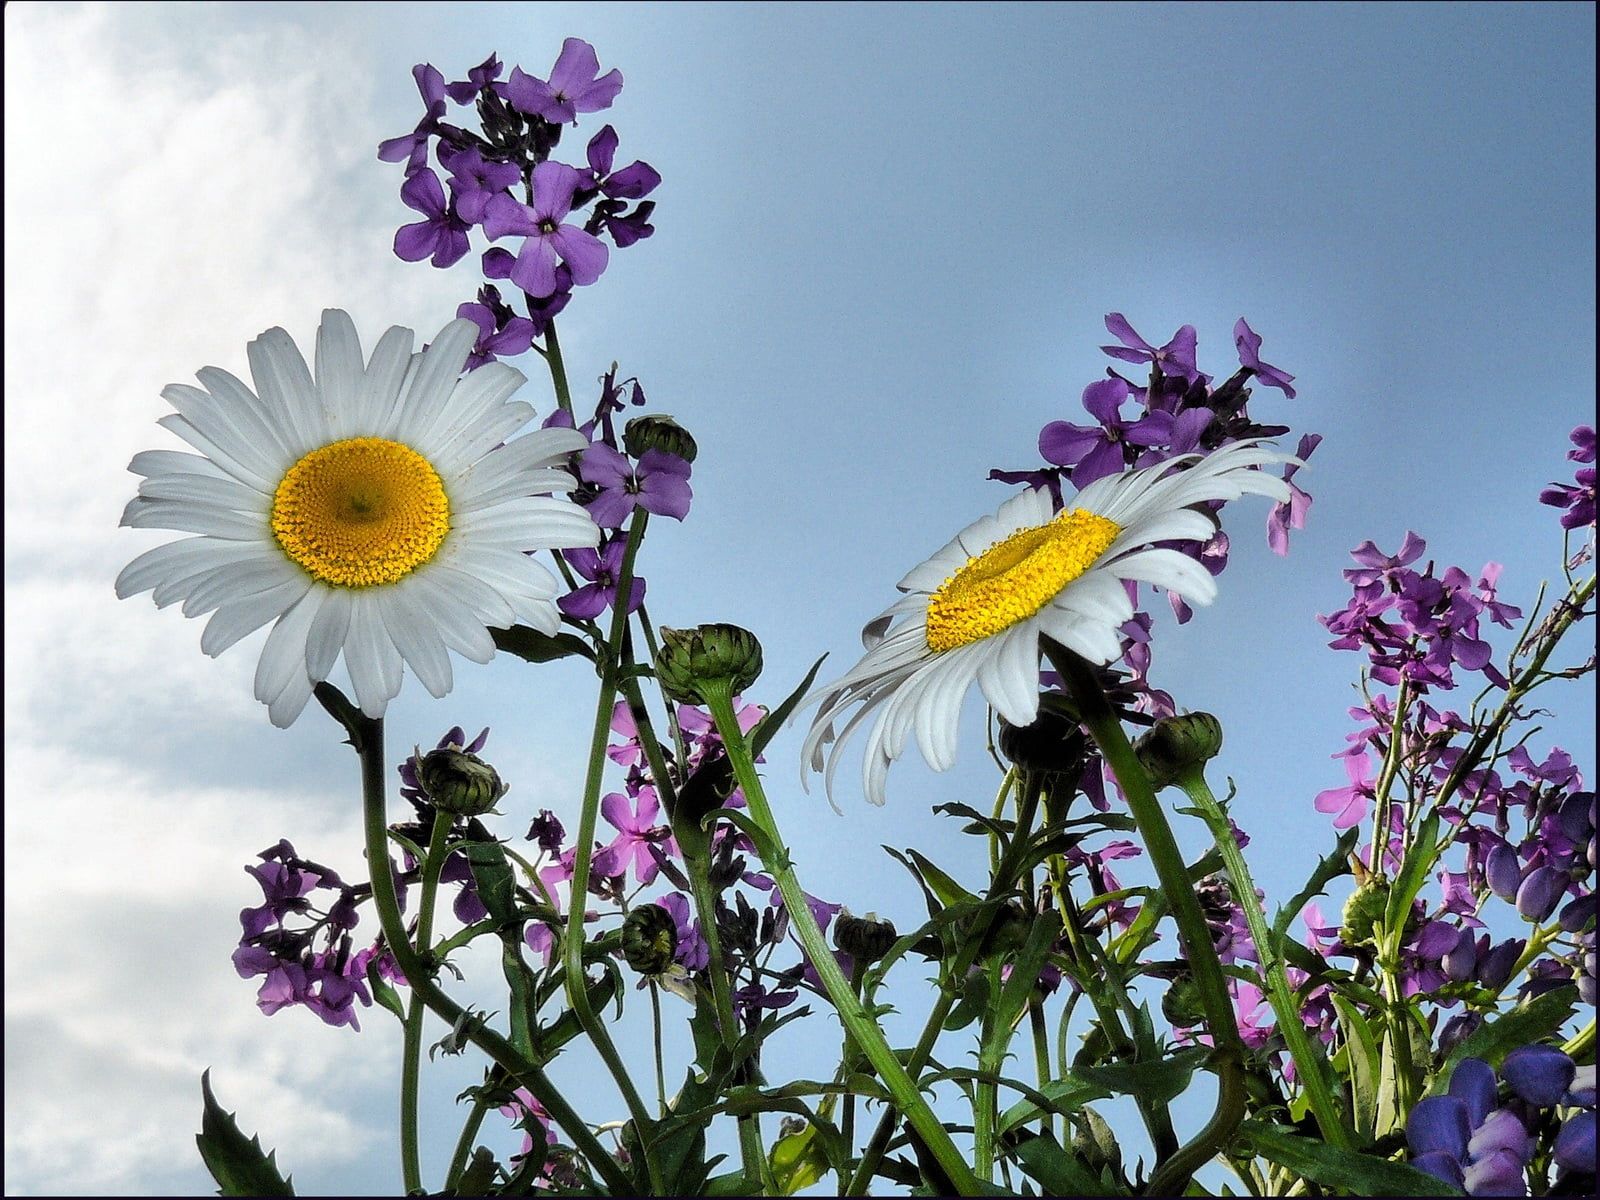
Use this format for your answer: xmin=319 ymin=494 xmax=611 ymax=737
xmin=505 ymin=38 xmax=623 ymax=125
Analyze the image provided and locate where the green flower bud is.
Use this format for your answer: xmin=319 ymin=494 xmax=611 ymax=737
xmin=833 ymin=909 xmax=899 ymax=964
xmin=623 ymin=413 xmax=698 ymax=464
xmin=621 ymin=903 xmax=679 ymax=976
xmin=655 ymin=624 xmax=763 ymax=704
xmin=1133 ymin=712 xmax=1224 ymax=789
xmin=998 ymin=707 xmax=1090 ymax=776
xmin=1339 ymin=879 xmax=1391 ymax=948
xmin=1160 ymin=973 xmax=1208 ymax=1028
xmin=419 ymin=747 xmax=508 ymax=816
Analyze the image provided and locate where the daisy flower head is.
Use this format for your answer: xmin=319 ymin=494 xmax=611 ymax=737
xmin=801 ymin=440 xmax=1297 ymax=806
xmin=117 ymin=310 xmax=599 ymax=727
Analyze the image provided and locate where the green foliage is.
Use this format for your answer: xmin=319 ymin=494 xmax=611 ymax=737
xmin=196 ymin=1071 xmax=294 ymax=1197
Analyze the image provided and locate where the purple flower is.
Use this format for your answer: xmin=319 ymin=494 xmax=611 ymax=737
xmin=456 ymin=297 xmax=535 ymax=370
xmin=441 ymin=145 xmax=523 ymax=225
xmin=1555 ymin=1111 xmax=1596 ymax=1174
xmin=1233 ymin=318 xmax=1297 ymax=398
xmin=1314 ymin=751 xmax=1375 ymax=829
xmin=393 ymin=168 xmax=470 ymax=267
xmin=1039 ymin=378 xmax=1136 ymax=486
xmin=1100 ymin=312 xmax=1202 ymax=383
xmin=377 ymin=63 xmax=447 ymax=176
xmin=1501 ymin=1044 xmax=1577 ymax=1108
xmin=584 ymin=125 xmax=662 ymax=199
xmin=578 ymin=443 xmax=692 ymax=528
xmin=505 ymin=39 xmax=623 ymax=124
xmin=558 ymin=535 xmax=645 ymax=619
xmin=527 ymin=809 xmax=565 ymax=854
xmin=483 ymin=161 xmax=609 ymax=297
xmin=656 ymin=892 xmax=710 ymax=971
xmin=1268 ymin=433 xmax=1320 ymax=555
xmin=444 ymin=53 xmax=502 ymax=105
xmin=1515 ymin=866 xmax=1568 ymax=923
xmin=591 ymin=787 xmax=676 ymax=885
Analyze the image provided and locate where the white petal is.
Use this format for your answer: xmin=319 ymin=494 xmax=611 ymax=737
xmin=181 ymin=556 xmax=302 ymax=617
xmin=254 ymin=587 xmax=325 ymax=700
xmin=121 ymin=497 xmax=267 ymax=541
xmin=391 ymin=318 xmax=477 ymax=444
xmin=194 ymin=367 xmax=299 ymax=466
xmin=383 ymin=586 xmax=453 ymax=698
xmin=977 ymin=626 xmax=1042 ymax=727
xmin=304 ymin=586 xmax=353 ymax=682
xmin=1108 ymin=547 xmax=1219 ymax=605
xmin=410 ymin=360 xmax=525 ymax=462
xmin=116 ymin=537 xmax=252 ymax=599
xmin=355 ymin=324 xmax=414 ymax=435
xmin=267 ymin=664 xmax=316 ymax=728
xmin=156 ymin=414 xmax=275 ymax=493
xmin=128 ymin=449 xmax=229 ymax=481
xmin=160 ymin=383 xmax=285 ymax=484
xmin=202 ymin=577 xmax=312 ymax=657
xmin=248 ymin=326 xmax=329 ymax=454
xmin=138 ymin=472 xmax=269 ymax=509
xmin=344 ymin=595 xmax=403 ymax=717
xmin=316 ymin=310 xmax=366 ymax=437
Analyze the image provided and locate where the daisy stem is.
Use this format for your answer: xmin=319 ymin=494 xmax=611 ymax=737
xmin=561 ymin=511 xmax=665 ymax=1190
xmin=1047 ymin=644 xmax=1248 ymax=1196
xmin=701 ymin=685 xmax=986 ymax=1197
xmin=1175 ymin=768 xmax=1352 ymax=1150
xmin=343 ymin=710 xmax=636 ymax=1195
xmin=540 ymin=319 xmax=575 ymax=418
xmin=398 ymin=810 xmax=452 ymax=1192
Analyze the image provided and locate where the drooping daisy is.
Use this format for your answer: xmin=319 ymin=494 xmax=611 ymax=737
xmin=117 ymin=310 xmax=599 ymax=727
xmin=801 ymin=440 xmax=1296 ymax=806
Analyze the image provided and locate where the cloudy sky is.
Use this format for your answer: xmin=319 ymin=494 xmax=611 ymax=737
xmin=4 ymin=2 xmax=1594 ymax=1194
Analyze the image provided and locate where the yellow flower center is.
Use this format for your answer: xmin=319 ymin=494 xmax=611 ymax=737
xmin=925 ymin=508 xmax=1121 ymax=652
xmin=271 ymin=437 xmax=450 ymax=587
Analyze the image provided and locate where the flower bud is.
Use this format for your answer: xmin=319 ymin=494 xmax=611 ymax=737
xmin=1553 ymin=1111 xmax=1596 ymax=1175
xmin=1559 ymin=892 xmax=1595 ymax=934
xmin=624 ymin=414 xmax=698 ymax=464
xmin=833 ymin=909 xmax=898 ymax=964
xmin=1479 ymin=938 xmax=1525 ymax=990
xmin=1442 ymin=927 xmax=1480 ymax=983
xmin=418 ymin=747 xmax=508 ymax=816
xmin=1515 ymin=866 xmax=1567 ymax=923
xmin=1484 ymin=844 xmax=1522 ymax=903
xmin=1133 ymin=712 xmax=1223 ymax=789
xmin=1340 ymin=879 xmax=1391 ymax=948
xmin=1160 ymin=974 xmax=1208 ymax=1028
xmin=997 ymin=707 xmax=1090 ymax=776
xmin=655 ymin=624 xmax=763 ymax=704
xmin=1438 ymin=1012 xmax=1482 ymax=1056
xmin=1501 ymin=1044 xmax=1576 ymax=1108
xmin=621 ymin=903 xmax=679 ymax=976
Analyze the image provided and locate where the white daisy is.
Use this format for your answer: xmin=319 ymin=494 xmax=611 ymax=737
xmin=801 ymin=439 xmax=1296 ymax=806
xmin=117 ymin=309 xmax=599 ymax=727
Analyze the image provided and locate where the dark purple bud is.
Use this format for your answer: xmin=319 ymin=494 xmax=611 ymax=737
xmin=1485 ymin=843 xmax=1522 ymax=902
xmin=1554 ymin=1111 xmax=1596 ymax=1174
xmin=1480 ymin=938 xmax=1525 ymax=989
xmin=1501 ymin=1044 xmax=1576 ymax=1108
xmin=1449 ymin=1057 xmax=1497 ymax=1129
xmin=1558 ymin=892 xmax=1595 ymax=933
xmin=1516 ymin=866 xmax=1567 ymax=923
xmin=1409 ymin=1095 xmax=1471 ymax=1159
xmin=527 ymin=809 xmax=565 ymax=854
xmin=1441 ymin=928 xmax=1480 ymax=982
xmin=1558 ymin=793 xmax=1593 ymax=842
xmin=1439 ymin=1011 xmax=1483 ymax=1056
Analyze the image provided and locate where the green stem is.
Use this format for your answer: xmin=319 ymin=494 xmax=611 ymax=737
xmin=1177 ymin=768 xmax=1351 ymax=1149
xmin=1048 ymin=645 xmax=1247 ymax=1195
xmin=1368 ymin=679 xmax=1411 ymax=875
xmin=443 ymin=1083 xmax=495 ymax=1192
xmin=561 ymin=513 xmax=662 ymax=1189
xmin=347 ymin=713 xmax=633 ymax=1194
xmin=542 ymin=319 xmax=574 ymax=417
xmin=649 ymin=982 xmax=667 ymax=1116
xmin=1029 ymin=1000 xmax=1054 ymax=1141
xmin=702 ymin=685 xmax=985 ymax=1197
xmin=973 ymin=958 xmax=1005 ymax=1181
xmin=398 ymin=811 xmax=453 ymax=1193
xmin=1562 ymin=1018 xmax=1595 ymax=1062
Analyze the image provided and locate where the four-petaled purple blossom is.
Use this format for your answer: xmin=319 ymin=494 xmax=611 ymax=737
xmin=393 ymin=168 xmax=470 ymax=267
xmin=1233 ymin=318 xmax=1297 ymax=398
xmin=505 ymin=38 xmax=624 ymax=125
xmin=457 ymin=295 xmax=535 ymax=370
xmin=558 ymin=535 xmax=646 ymax=619
xmin=377 ymin=63 xmax=447 ymax=176
xmin=1541 ymin=425 xmax=1597 ymax=530
xmin=1314 ymin=750 xmax=1375 ymax=829
xmin=591 ymin=786 xmax=677 ymax=885
xmin=444 ymin=53 xmax=502 ymax=105
xmin=583 ymin=125 xmax=662 ymax=199
xmin=441 ymin=144 xmax=523 ymax=225
xmin=1100 ymin=312 xmax=1203 ymax=383
xmin=578 ymin=443 xmax=692 ymax=528
xmin=484 ymin=161 xmax=610 ymax=297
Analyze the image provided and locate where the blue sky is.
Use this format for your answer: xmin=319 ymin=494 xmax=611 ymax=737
xmin=4 ymin=2 xmax=1594 ymax=1194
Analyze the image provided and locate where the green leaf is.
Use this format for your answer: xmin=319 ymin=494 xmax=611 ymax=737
xmin=1428 ymin=985 xmax=1578 ymax=1095
xmin=463 ymin=841 xmax=519 ymax=927
xmin=905 ymin=849 xmax=976 ymax=908
xmin=996 ymin=915 xmax=1060 ymax=1029
xmin=196 ymin=1070 xmax=294 ymax=1196
xmin=1384 ymin=811 xmax=1441 ymax=955
xmin=769 ymin=1121 xmax=830 ymax=1195
xmin=1241 ymin=1120 xmax=1460 ymax=1195
xmin=453 ymin=1146 xmax=499 ymax=1196
xmin=1332 ymin=995 xmax=1380 ymax=1142
xmin=1074 ymin=1048 xmax=1207 ymax=1107
xmin=997 ymin=1077 xmax=1112 ymax=1136
xmin=749 ymin=654 xmax=827 ymax=757
xmin=365 ymin=956 xmax=406 ymax=1022
xmin=943 ymin=970 xmax=992 ymax=1032
xmin=1272 ymin=827 xmax=1360 ymax=940
xmin=1010 ymin=1130 xmax=1121 ymax=1196
xmin=491 ymin=624 xmax=595 ymax=664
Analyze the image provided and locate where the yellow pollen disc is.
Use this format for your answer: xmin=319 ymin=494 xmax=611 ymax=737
xmin=271 ymin=437 xmax=450 ymax=588
xmin=925 ymin=508 xmax=1122 ymax=652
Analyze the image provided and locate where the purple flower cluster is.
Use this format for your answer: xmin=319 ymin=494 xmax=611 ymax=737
xmin=231 ymin=839 xmax=401 ymax=1031
xmin=1321 ymin=532 xmax=1519 ymax=693
xmin=379 ymin=41 xmax=660 ymax=359
xmin=1540 ymin=425 xmax=1597 ymax=533
xmin=1410 ymin=1052 xmax=1595 ymax=1193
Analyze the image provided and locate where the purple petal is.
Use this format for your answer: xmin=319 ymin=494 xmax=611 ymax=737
xmin=585 ymin=487 xmax=635 ymax=530
xmin=400 ymin=167 xmax=447 ymax=218
xmin=394 ymin=220 xmax=443 ymax=263
xmin=599 ymin=791 xmax=634 ymax=834
xmin=549 ymin=225 xmax=609 ymax=286
xmin=1072 ymin=437 xmax=1127 ymax=486
xmin=558 ymin=582 xmax=610 ymax=620
xmin=1082 ymin=377 xmax=1131 ymax=425
xmin=548 ymin=37 xmax=600 ymax=94
xmin=1448 ymin=1057 xmax=1497 ymax=1128
xmin=530 ymin=160 xmax=581 ymax=223
xmin=587 ymin=125 xmax=619 ymax=176
xmin=602 ymin=161 xmax=662 ymax=200
xmin=572 ymin=68 xmax=624 ymax=113
xmin=413 ymin=62 xmax=445 ymax=108
xmin=1555 ymin=1111 xmax=1596 ymax=1173
xmin=636 ymin=449 xmax=692 ymax=479
xmin=637 ymin=471 xmax=692 ymax=521
xmin=1462 ymin=1148 xmax=1525 ymax=1196
xmin=1410 ymin=1151 xmax=1465 ymax=1190
xmin=1103 ymin=312 xmax=1154 ymax=353
xmin=1039 ymin=421 xmax=1105 ymax=467
xmin=1501 ymin=1044 xmax=1576 ymax=1108
xmin=509 ymin=235 xmax=561 ymax=298
xmin=482 ymin=193 xmax=538 ymax=240
xmin=578 ymin=443 xmax=632 ymax=488
xmin=504 ymin=66 xmax=557 ymax=119
xmin=1407 ymin=1095 xmax=1471 ymax=1159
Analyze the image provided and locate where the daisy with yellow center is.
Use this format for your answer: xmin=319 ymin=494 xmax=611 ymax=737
xmin=118 ymin=309 xmax=599 ymax=727
xmin=801 ymin=439 xmax=1296 ymax=806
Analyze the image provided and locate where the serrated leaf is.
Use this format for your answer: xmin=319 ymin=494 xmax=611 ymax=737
xmin=1010 ymin=1130 xmax=1121 ymax=1196
xmin=1272 ymin=827 xmax=1360 ymax=940
xmin=1074 ymin=1048 xmax=1207 ymax=1107
xmin=453 ymin=1145 xmax=499 ymax=1196
xmin=491 ymin=624 xmax=595 ymax=664
xmin=749 ymin=654 xmax=827 ymax=756
xmin=905 ymin=849 xmax=976 ymax=908
xmin=1332 ymin=995 xmax=1380 ymax=1142
xmin=196 ymin=1070 xmax=294 ymax=1196
xmin=1241 ymin=1121 xmax=1459 ymax=1195
xmin=464 ymin=841 xmax=519 ymax=926
xmin=997 ymin=1076 xmax=1112 ymax=1135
